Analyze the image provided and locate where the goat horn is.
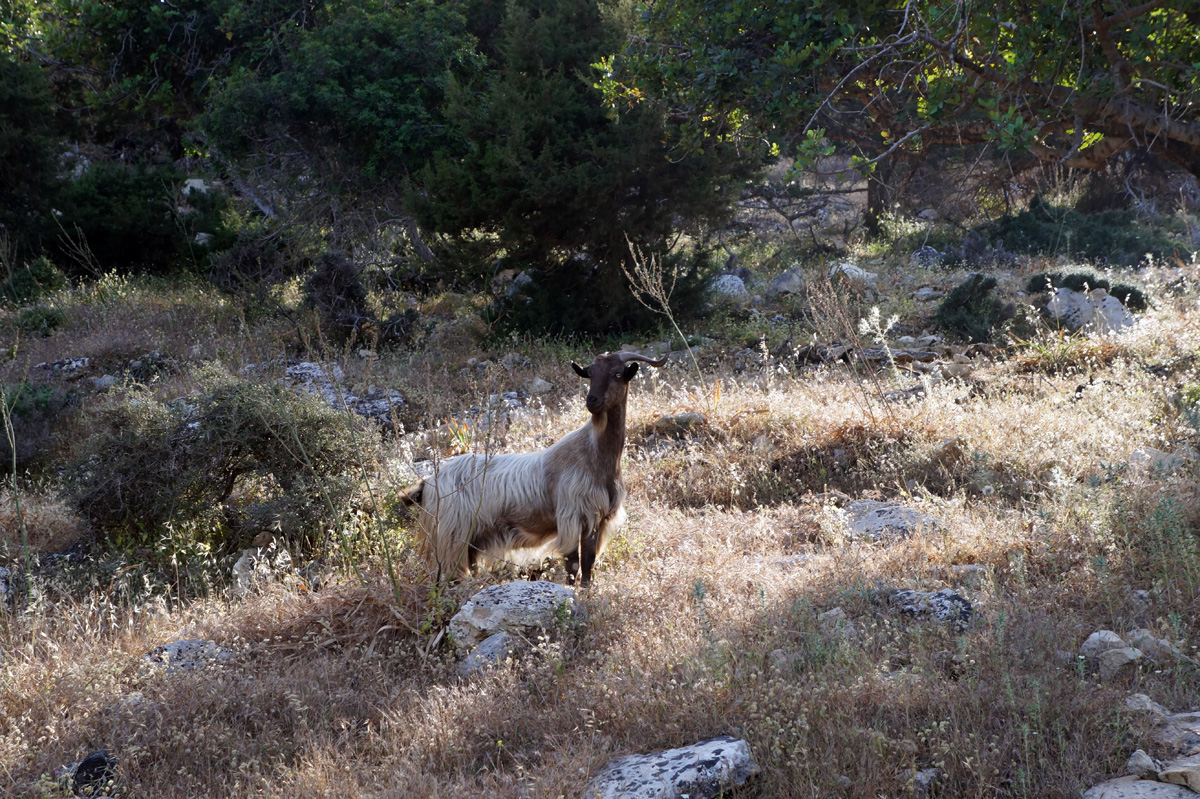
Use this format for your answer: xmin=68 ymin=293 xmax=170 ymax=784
xmin=617 ymin=349 xmax=669 ymax=367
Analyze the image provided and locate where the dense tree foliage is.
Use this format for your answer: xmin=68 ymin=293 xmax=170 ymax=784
xmin=0 ymin=54 xmax=61 ymax=252
xmin=602 ymin=1 xmax=1200 ymax=178
xmin=412 ymin=0 xmax=756 ymax=332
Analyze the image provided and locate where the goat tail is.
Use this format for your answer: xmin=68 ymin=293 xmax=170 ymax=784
xmin=398 ymin=480 xmax=425 ymax=507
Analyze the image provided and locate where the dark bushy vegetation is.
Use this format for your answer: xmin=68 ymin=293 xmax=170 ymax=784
xmin=411 ymin=0 xmax=756 ymax=334
xmin=935 ymin=274 xmax=1014 ymax=343
xmin=71 ymin=372 xmax=377 ymax=553
xmin=1 ymin=381 xmax=72 ymax=473
xmin=0 ymin=55 xmax=61 ymax=257
xmin=50 ymin=162 xmax=226 ymax=275
xmin=985 ymin=197 xmax=1177 ymax=267
xmin=1 ymin=256 xmax=67 ymax=306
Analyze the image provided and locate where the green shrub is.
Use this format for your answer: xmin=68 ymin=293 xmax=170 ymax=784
xmin=492 ymin=248 xmax=715 ymax=335
xmin=52 ymin=162 xmax=227 ymax=275
xmin=0 ymin=55 xmax=61 ymax=255
xmin=1 ymin=256 xmax=67 ymax=306
xmin=984 ymin=197 xmax=1176 ymax=266
xmin=71 ymin=371 xmax=379 ymax=554
xmin=935 ymin=274 xmax=1013 ymax=343
xmin=14 ymin=304 xmax=66 ymax=335
xmin=1025 ymin=270 xmax=1148 ymax=311
xmin=1 ymin=381 xmax=71 ymax=472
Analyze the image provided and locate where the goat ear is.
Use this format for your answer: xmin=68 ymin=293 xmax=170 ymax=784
xmin=622 ymin=362 xmax=640 ymax=381
xmin=571 ymin=362 xmax=591 ymax=379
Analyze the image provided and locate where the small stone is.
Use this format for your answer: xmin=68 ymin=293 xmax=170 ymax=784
xmin=459 ymin=631 xmax=516 ymax=676
xmin=649 ymin=412 xmax=709 ymax=438
xmin=585 ymin=736 xmax=759 ymax=799
xmin=1081 ymin=630 xmax=1127 ymax=661
xmin=839 ymin=500 xmax=941 ymax=542
xmin=527 ymin=377 xmax=553 ymax=395
xmin=91 ymin=374 xmax=118 ymax=390
xmin=144 ymin=639 xmax=235 ymax=673
xmin=1128 ymin=749 xmax=1162 ymax=777
xmin=888 ymin=588 xmax=974 ymax=631
xmin=1098 ymin=647 xmax=1143 ymax=681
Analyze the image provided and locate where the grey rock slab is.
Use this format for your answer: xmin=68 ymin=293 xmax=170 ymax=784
xmin=1127 ymin=629 xmax=1194 ymax=663
xmin=1083 ymin=776 xmax=1199 ymax=798
xmin=144 ymin=638 xmax=235 ymax=673
xmin=527 ymin=377 xmax=553 ymax=395
xmin=888 ymin=588 xmax=974 ymax=631
xmin=766 ymin=267 xmax=807 ymax=297
xmin=839 ymin=500 xmax=941 ymax=542
xmin=1127 ymin=694 xmax=1172 ymax=717
xmin=448 ymin=581 xmax=585 ymax=650
xmin=1099 ymin=647 xmax=1144 ymax=681
xmin=1081 ymin=631 xmax=1128 ymax=661
xmin=1159 ymin=755 xmax=1200 ymax=792
xmin=584 ymin=735 xmax=760 ymax=799
xmin=1154 ymin=711 xmax=1200 ymax=755
xmin=459 ymin=631 xmax=517 ymax=676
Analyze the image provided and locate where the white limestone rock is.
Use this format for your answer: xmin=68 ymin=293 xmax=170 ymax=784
xmin=1046 ymin=287 xmax=1134 ymax=334
xmin=448 ymin=580 xmax=585 ymax=650
xmin=144 ymin=639 xmax=235 ymax=673
xmin=839 ymin=500 xmax=941 ymax=542
xmin=584 ymin=736 xmax=760 ymax=799
xmin=710 ymin=274 xmax=750 ymax=300
xmin=828 ymin=262 xmax=878 ymax=290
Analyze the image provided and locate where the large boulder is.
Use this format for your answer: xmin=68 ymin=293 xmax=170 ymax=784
xmin=766 ymin=267 xmax=807 ymax=298
xmin=1045 ymin=287 xmax=1134 ymax=334
xmin=448 ymin=581 xmax=585 ymax=650
xmin=709 ymin=274 xmax=750 ymax=301
xmin=584 ymin=736 xmax=760 ymax=799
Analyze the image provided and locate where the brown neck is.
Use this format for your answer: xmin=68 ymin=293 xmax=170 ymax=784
xmin=590 ymin=397 xmax=627 ymax=476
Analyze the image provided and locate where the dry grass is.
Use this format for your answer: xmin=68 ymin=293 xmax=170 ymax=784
xmin=1 ymin=258 xmax=1199 ymax=797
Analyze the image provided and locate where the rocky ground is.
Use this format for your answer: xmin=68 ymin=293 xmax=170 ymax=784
xmin=1 ymin=243 xmax=1199 ymax=797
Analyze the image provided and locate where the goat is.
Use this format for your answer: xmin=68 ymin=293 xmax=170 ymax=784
xmin=401 ymin=350 xmax=667 ymax=585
